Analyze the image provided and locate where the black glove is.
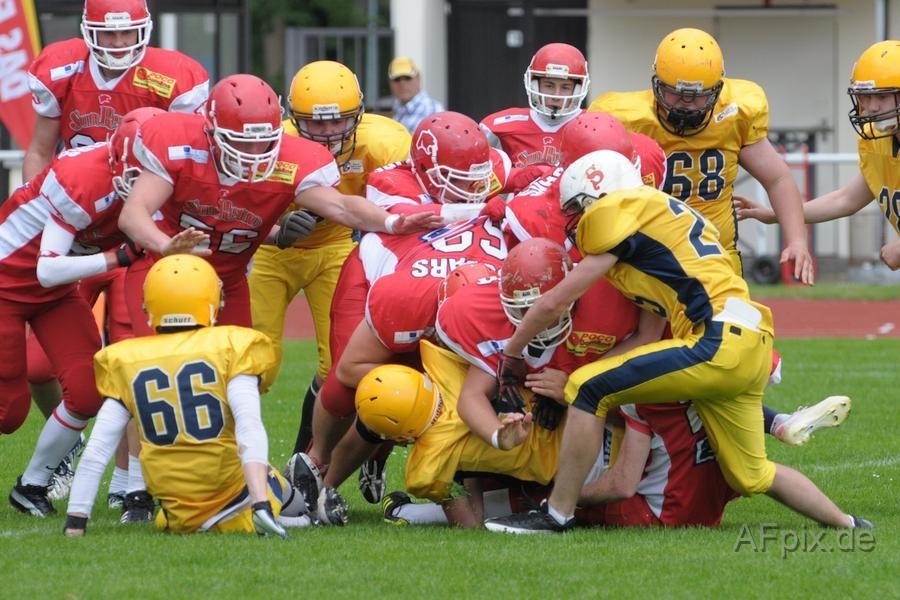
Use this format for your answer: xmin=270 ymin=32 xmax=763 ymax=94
xmin=532 ymin=394 xmax=566 ymax=431
xmin=115 ymin=238 xmax=143 ymax=267
xmin=493 ymin=353 xmax=527 ymax=414
xmin=251 ymin=500 xmax=290 ymax=539
xmin=274 ymin=210 xmax=318 ymax=249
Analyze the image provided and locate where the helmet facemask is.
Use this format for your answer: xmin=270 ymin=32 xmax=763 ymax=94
xmin=208 ymin=99 xmax=283 ymax=183
xmin=848 ymin=87 xmax=900 ymax=140
xmin=500 ymin=283 xmax=573 ymax=350
xmin=81 ymin=10 xmax=152 ymax=71
xmin=652 ymin=76 xmax=723 ymax=137
xmin=291 ymin=106 xmax=363 ymax=166
xmin=525 ymin=71 xmax=588 ymax=122
xmin=419 ymin=160 xmax=493 ymax=204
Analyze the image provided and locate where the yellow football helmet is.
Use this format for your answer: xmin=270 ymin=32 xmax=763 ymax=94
xmin=355 ymin=365 xmax=441 ymax=443
xmin=652 ymin=28 xmax=725 ymax=136
xmin=848 ymin=40 xmax=900 ymax=140
xmin=288 ymin=60 xmax=364 ymax=163
xmin=143 ymin=255 xmax=223 ymax=330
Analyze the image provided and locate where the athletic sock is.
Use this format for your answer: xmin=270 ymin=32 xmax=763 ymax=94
xmin=292 ymin=378 xmax=321 ymax=454
xmin=126 ymin=454 xmax=146 ymax=494
xmin=22 ymin=405 xmax=88 ymax=487
xmin=108 ymin=467 xmax=128 ymax=494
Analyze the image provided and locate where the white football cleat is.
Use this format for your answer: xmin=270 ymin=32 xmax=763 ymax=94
xmin=773 ymin=395 xmax=851 ymax=446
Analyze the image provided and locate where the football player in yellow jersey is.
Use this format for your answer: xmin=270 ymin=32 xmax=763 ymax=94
xmin=248 ymin=60 xmax=411 ymax=454
xmin=738 ymin=40 xmax=900 ymax=270
xmin=354 ymin=342 xmax=560 ymax=528
xmin=63 ymin=255 xmax=345 ymax=537
xmin=483 ymin=151 xmax=871 ymax=534
xmin=589 ymin=27 xmax=813 ymax=284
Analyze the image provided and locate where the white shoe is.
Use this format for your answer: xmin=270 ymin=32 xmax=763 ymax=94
xmin=773 ymin=396 xmax=851 ymax=446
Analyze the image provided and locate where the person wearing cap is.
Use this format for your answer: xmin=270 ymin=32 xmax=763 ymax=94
xmin=389 ymin=56 xmax=445 ymax=133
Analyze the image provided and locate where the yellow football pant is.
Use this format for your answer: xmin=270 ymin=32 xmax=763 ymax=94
xmin=565 ymin=320 xmax=775 ymax=497
xmin=249 ymin=240 xmax=356 ymax=388
xmin=153 ymin=468 xmax=288 ymax=534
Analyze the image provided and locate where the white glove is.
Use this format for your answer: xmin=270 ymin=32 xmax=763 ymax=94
xmin=252 ymin=500 xmax=290 ymax=539
xmin=274 ymin=210 xmax=318 ymax=248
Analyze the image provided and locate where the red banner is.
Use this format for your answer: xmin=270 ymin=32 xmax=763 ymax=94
xmin=0 ymin=0 xmax=41 ymax=149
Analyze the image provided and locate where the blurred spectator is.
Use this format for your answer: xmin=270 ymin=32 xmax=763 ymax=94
xmin=389 ymin=57 xmax=444 ymax=133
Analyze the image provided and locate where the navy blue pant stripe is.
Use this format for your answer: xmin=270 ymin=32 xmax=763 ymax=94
xmin=572 ymin=321 xmax=725 ymax=414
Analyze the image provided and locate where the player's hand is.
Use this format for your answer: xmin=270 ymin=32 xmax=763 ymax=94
xmin=780 ymin=240 xmax=815 ymax=286
xmin=495 ymin=412 xmax=533 ymax=450
xmin=63 ymin=514 xmax=87 ymax=537
xmin=480 ymin=195 xmax=507 ymax=225
xmin=524 ymin=367 xmax=567 ymax=402
xmin=115 ymin=238 xmax=144 ymax=267
xmin=252 ymin=501 xmax=291 ymax=540
xmin=733 ymin=195 xmax=777 ymax=224
xmin=391 ymin=211 xmax=445 ymax=235
xmin=274 ymin=210 xmax=318 ymax=249
xmin=880 ymin=239 xmax=900 ymax=271
xmin=493 ymin=353 xmax=527 ymax=414
xmin=161 ymin=227 xmax=211 ymax=257
xmin=531 ymin=394 xmax=566 ymax=431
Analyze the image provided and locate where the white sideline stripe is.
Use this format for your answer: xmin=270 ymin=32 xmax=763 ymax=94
xmin=807 ymin=455 xmax=900 ymax=472
xmin=0 ymin=526 xmax=51 ymax=538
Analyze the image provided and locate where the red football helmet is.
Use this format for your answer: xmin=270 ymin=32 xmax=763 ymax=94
xmin=81 ymin=0 xmax=152 ymax=71
xmin=558 ymin=111 xmax=635 ymax=169
xmin=109 ymin=106 xmax=165 ymax=198
xmin=524 ymin=43 xmax=590 ymax=121
xmin=410 ymin=111 xmax=493 ymax=204
xmin=499 ymin=238 xmax=573 ymax=349
xmin=205 ymin=75 xmax=284 ymax=183
xmin=438 ymin=262 xmax=498 ymax=306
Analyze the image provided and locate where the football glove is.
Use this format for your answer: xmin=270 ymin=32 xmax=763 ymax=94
xmin=115 ymin=238 xmax=143 ymax=267
xmin=532 ymin=394 xmax=566 ymax=431
xmin=274 ymin=210 xmax=318 ymax=249
xmin=252 ymin=500 xmax=290 ymax=540
xmin=493 ymin=353 xmax=527 ymax=414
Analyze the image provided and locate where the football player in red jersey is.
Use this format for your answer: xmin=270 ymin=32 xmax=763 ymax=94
xmin=119 ymin=74 xmax=441 ymax=337
xmin=480 ymin=43 xmax=589 ymax=170
xmin=24 ymin=0 xmax=209 ymax=179
xmin=4 ymin=108 xmax=182 ymax=518
xmin=23 ymin=0 xmax=210 ymax=504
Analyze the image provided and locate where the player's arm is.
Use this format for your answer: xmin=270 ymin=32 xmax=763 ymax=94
xmin=458 ymin=365 xmax=532 ymax=450
xmin=504 ymin=252 xmax=618 ymax=358
xmin=64 ymin=399 xmax=130 ymax=536
xmin=880 ymin=238 xmax=900 ymax=270
xmin=295 ymin=185 xmax=444 ymax=234
xmin=602 ymin=310 xmax=668 ymax=359
xmin=579 ymin=421 xmax=651 ymax=504
xmin=37 ymin=219 xmax=140 ymax=287
xmin=228 ymin=374 xmax=289 ymax=539
xmin=22 ymin=116 xmax=61 ymax=181
xmin=739 ymin=138 xmax=814 ymax=284
xmin=118 ymin=171 xmax=210 ymax=257
xmin=736 ymin=172 xmax=874 ymax=225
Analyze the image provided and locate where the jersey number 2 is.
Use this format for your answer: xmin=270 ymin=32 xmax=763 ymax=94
xmin=133 ymin=361 xmax=225 ymax=445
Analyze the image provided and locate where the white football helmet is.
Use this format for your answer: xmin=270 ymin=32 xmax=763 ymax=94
xmin=559 ymin=149 xmax=644 ymax=216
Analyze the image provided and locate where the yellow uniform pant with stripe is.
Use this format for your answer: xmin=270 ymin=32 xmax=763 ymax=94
xmin=153 ymin=468 xmax=289 ymax=534
xmin=565 ymin=320 xmax=775 ymax=496
xmin=249 ymin=239 xmax=357 ymax=388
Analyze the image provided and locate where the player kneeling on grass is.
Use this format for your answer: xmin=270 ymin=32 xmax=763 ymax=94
xmin=64 ymin=255 xmax=344 ymax=537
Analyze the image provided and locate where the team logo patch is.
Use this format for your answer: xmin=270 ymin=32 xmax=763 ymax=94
xmin=493 ymin=114 xmax=530 ymax=125
xmin=714 ymin=103 xmax=739 ymax=123
xmin=50 ymin=61 xmax=85 ymax=81
xmin=133 ymin=66 xmax=176 ymax=100
xmin=168 ymin=145 xmax=209 ymax=163
xmin=266 ymin=161 xmax=298 ymax=184
xmin=476 ymin=339 xmax=506 ymax=358
xmin=94 ymin=191 xmax=118 ymax=212
xmin=341 ymin=160 xmax=364 ymax=174
xmin=394 ymin=330 xmax=426 ymax=345
xmin=566 ymin=331 xmax=616 ymax=357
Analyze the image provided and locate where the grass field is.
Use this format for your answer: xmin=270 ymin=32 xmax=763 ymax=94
xmin=1 ymin=339 xmax=897 ymax=598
